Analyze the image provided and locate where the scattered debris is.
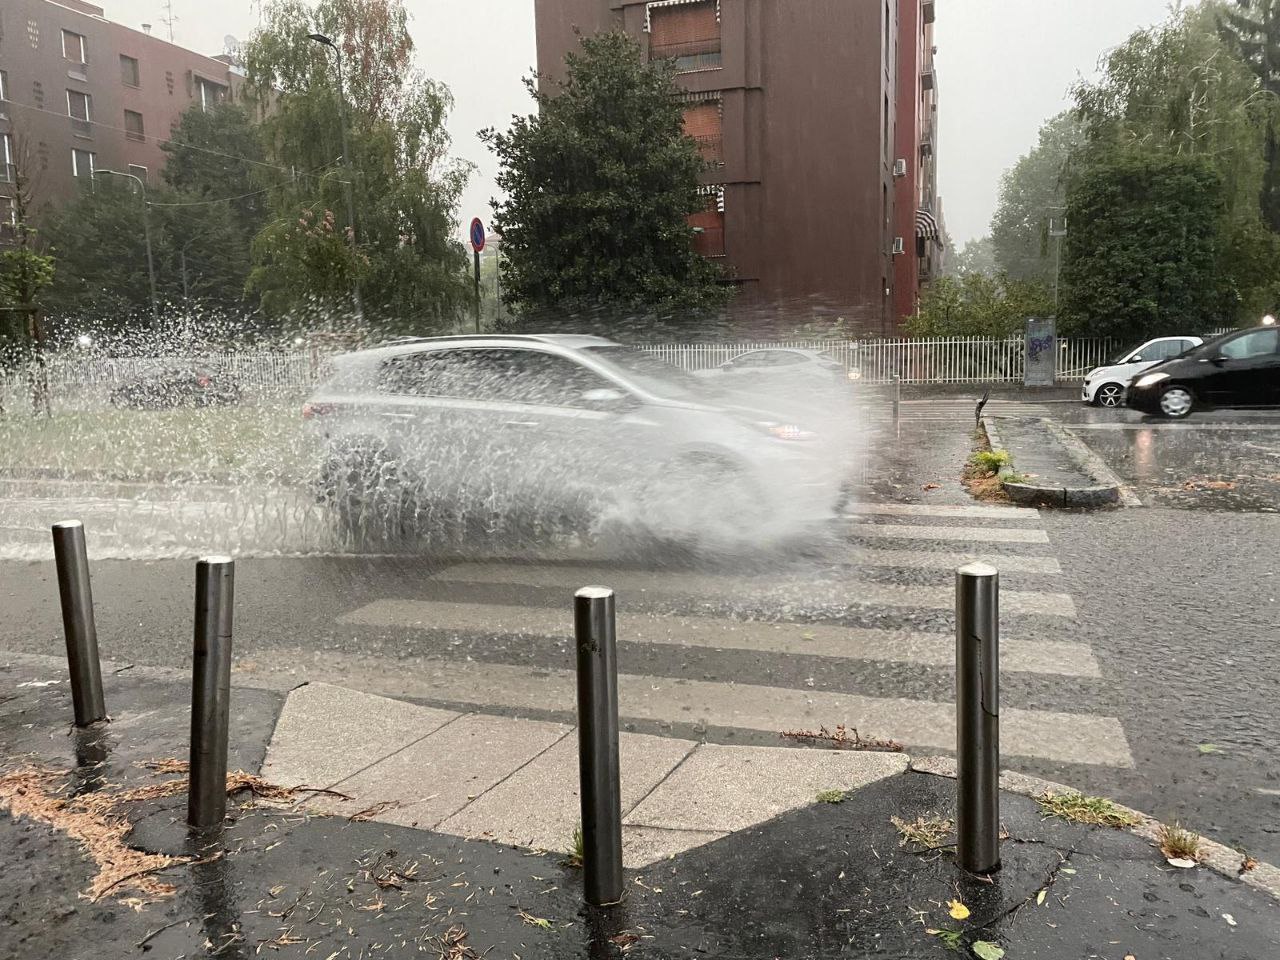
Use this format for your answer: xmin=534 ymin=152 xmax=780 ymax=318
xmin=348 ymin=800 xmax=401 ymax=822
xmin=1197 ymin=743 xmax=1224 ymax=755
xmin=518 ymin=910 xmax=552 ymax=930
xmin=921 ymin=482 xmax=942 ymax=491
xmin=890 ymin=814 xmax=953 ymax=851
xmin=780 ymin=725 xmax=903 ymax=753
xmin=925 ymin=927 xmax=963 ymax=949
xmin=1157 ymin=822 xmax=1203 ymax=864
xmin=1241 ymin=853 xmax=1260 ymax=874
xmin=815 ymin=790 xmax=846 ymax=805
xmin=426 ymin=925 xmax=482 ymax=960
xmin=1182 ymin=478 xmax=1237 ymax=492
xmin=1035 ymin=791 xmax=1139 ymax=829
xmin=1224 ymin=913 xmax=1238 ymax=926
xmin=948 ymin=899 xmax=970 ymax=920
xmin=971 ymin=941 xmax=1005 ymax=959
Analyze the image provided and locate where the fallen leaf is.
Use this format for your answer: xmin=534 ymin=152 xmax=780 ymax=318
xmin=972 ymin=941 xmax=1005 ymax=960
xmin=519 ymin=910 xmax=552 ymax=930
xmin=1167 ymin=857 xmax=1198 ymax=869
xmin=1035 ymin=888 xmax=1047 ymax=906
xmin=922 ymin=482 xmax=941 ymax=491
xmin=1197 ymin=743 xmax=1223 ymax=754
xmin=1223 ymin=913 xmax=1237 ymax=926
xmin=948 ymin=899 xmax=971 ymax=920
xmin=1059 ymin=867 xmax=1077 ymax=875
xmin=1241 ymin=854 xmax=1259 ymax=873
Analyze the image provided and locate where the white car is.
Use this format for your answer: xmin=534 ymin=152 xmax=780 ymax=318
xmin=697 ymin=347 xmax=846 ymax=384
xmin=1081 ymin=336 xmax=1203 ymax=407
xmin=303 ymin=334 xmax=856 ymax=547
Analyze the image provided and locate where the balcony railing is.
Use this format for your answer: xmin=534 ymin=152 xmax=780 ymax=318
xmin=651 ymin=39 xmax=722 ymax=74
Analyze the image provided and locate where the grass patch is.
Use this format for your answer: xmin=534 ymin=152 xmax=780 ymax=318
xmin=565 ymin=824 xmax=584 ymax=868
xmin=962 ymin=436 xmax=1012 ymax=503
xmin=890 ymin=814 xmax=953 ymax=850
xmin=1035 ymin=791 xmax=1139 ymax=829
xmin=816 ymin=789 xmax=846 ymax=804
xmin=0 ymin=403 xmax=314 ymax=482
xmin=968 ymin=449 xmax=1011 ymax=474
xmin=1157 ymin=822 xmax=1203 ymax=861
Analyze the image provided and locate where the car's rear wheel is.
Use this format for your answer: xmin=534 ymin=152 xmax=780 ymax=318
xmin=1158 ymin=385 xmax=1195 ymax=419
xmin=1095 ymin=383 xmax=1125 ymax=407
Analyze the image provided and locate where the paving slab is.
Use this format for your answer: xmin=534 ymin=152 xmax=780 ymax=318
xmin=260 ymin=681 xmax=460 ymax=790
xmin=625 ymin=743 xmax=908 ymax=833
xmin=621 ymin=825 xmax=729 ymax=868
xmin=438 ymin=730 xmax=695 ymax=852
xmin=322 ymin=712 xmax=572 ymax=828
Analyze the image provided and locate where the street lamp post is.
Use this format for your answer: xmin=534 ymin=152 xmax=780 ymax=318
xmin=96 ymin=169 xmax=159 ymax=328
xmin=308 ymin=32 xmax=364 ymax=323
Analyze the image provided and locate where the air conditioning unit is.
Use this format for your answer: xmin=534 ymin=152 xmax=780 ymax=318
xmin=893 ymin=158 xmax=907 ymax=178
xmin=891 ymin=237 xmax=906 ymax=255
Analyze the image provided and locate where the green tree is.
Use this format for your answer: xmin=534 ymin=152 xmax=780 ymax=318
xmin=1217 ymin=0 xmax=1280 ymax=229
xmin=242 ymin=0 xmax=472 ymax=330
xmin=990 ymin=113 xmax=1081 ymax=283
xmin=1060 ymin=150 xmax=1224 ymax=339
xmin=906 ymin=272 xmax=1053 ymax=337
xmin=952 ymin=236 xmax=998 ymax=277
xmin=483 ymin=31 xmax=730 ymax=320
xmin=161 ymin=102 xmax=269 ymax=240
xmin=1070 ymin=5 xmax=1280 ymax=326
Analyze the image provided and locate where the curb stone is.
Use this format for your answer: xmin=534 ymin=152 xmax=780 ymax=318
xmin=981 ymin=416 xmax=1126 ymax=508
xmin=910 ymin=755 xmax=1280 ymax=904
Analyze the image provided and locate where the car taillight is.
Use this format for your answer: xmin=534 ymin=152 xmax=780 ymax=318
xmin=302 ymin=402 xmax=336 ymax=420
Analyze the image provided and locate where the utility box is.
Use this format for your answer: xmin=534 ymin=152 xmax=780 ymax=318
xmin=1024 ymin=318 xmax=1056 ymax=387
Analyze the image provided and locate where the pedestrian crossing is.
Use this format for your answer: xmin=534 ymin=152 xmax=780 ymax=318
xmin=859 ymin=399 xmax=1063 ymax=422
xmin=326 ymin=500 xmax=1132 ymax=771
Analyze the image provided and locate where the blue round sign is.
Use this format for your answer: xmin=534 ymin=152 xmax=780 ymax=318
xmin=470 ymin=217 xmax=486 ymax=252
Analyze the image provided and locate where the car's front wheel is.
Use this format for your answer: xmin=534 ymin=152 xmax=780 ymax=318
xmin=1095 ymin=383 xmax=1125 ymax=407
xmin=1158 ymin=385 xmax=1195 ymax=419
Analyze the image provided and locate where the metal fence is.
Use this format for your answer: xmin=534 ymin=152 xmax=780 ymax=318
xmin=0 ymin=331 xmax=1241 ymax=413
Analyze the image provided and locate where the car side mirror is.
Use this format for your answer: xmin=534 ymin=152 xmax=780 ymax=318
xmin=1210 ymin=355 xmax=1227 ymax=366
xmin=1129 ymin=355 xmax=1143 ymax=363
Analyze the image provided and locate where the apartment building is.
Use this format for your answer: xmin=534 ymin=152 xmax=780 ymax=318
xmin=892 ymin=0 xmax=942 ymax=321
xmin=0 ymin=0 xmax=242 ymax=235
xmin=534 ymin=0 xmax=942 ymax=331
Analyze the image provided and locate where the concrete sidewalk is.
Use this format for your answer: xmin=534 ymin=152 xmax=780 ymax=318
xmin=261 ymin=682 xmax=910 ymax=867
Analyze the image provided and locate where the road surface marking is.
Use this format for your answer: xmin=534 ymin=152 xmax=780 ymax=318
xmin=341 ymin=599 xmax=1099 ymax=676
xmin=429 ymin=562 xmax=1075 ymax=617
xmin=258 ymin=650 xmax=1133 ymax=769
xmin=846 ymin=548 xmax=1062 ymax=574
xmin=843 ymin=503 xmax=1040 ymax=520
xmin=848 ymin=523 xmax=1051 ymax=544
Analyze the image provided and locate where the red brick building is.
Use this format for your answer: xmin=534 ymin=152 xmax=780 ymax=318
xmin=0 ymin=0 xmax=243 ymax=235
xmin=533 ymin=0 xmax=943 ymax=332
xmin=893 ymin=0 xmax=942 ymax=322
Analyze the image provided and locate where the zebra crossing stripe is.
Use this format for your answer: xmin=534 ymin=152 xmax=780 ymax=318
xmin=279 ymin=650 xmax=1133 ymax=769
xmin=844 ymin=502 xmax=1040 ymax=520
xmin=846 ymin=548 xmax=1062 ymax=574
xmin=339 ymin=599 xmax=1099 ymax=677
xmin=428 ymin=564 xmax=1076 ymax=617
xmin=848 ymin=523 xmax=1052 ymax=544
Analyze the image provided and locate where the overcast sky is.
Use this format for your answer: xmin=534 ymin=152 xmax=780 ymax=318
xmin=103 ymin=0 xmax=1175 ymax=244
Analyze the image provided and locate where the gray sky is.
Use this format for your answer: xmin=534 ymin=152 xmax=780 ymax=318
xmin=103 ymin=0 xmax=1175 ymax=244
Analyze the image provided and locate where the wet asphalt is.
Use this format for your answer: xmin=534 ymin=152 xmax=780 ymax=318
xmin=2 ymin=396 xmax=1280 ymax=870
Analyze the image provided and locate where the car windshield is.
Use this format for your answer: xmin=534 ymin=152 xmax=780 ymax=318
xmin=581 ymin=345 xmax=706 ymax=399
xmin=1112 ymin=343 xmax=1144 ymax=364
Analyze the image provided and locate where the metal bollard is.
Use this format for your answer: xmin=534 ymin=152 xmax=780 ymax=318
xmin=188 ymin=556 xmax=235 ymax=832
xmin=956 ymin=562 xmax=1000 ymax=874
xmin=51 ymin=521 xmax=106 ymax=726
xmin=575 ymin=586 xmax=624 ymax=907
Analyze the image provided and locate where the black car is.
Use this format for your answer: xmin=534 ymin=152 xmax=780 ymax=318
xmin=1125 ymin=325 xmax=1280 ymax=418
xmin=109 ymin=365 xmax=242 ymax=409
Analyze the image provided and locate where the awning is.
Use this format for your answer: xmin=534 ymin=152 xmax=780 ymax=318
xmin=916 ymin=208 xmax=941 ymax=246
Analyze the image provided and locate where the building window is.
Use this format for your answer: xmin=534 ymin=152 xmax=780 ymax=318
xmin=71 ymin=147 xmax=95 ymax=178
xmin=0 ymin=133 xmax=13 ymax=184
xmin=0 ymin=195 xmax=15 ymax=231
xmin=690 ymin=188 xmax=725 ymax=257
xmin=128 ymin=163 xmax=148 ymax=182
xmin=682 ymin=99 xmax=723 ymax=165
xmin=124 ymin=110 xmax=145 ymax=142
xmin=67 ymin=89 xmax=91 ymax=122
xmin=62 ymin=29 xmax=86 ymax=64
xmin=648 ymin=1 xmax=721 ymax=74
xmin=120 ymin=54 xmax=140 ymax=87
xmin=0 ymin=70 xmax=8 ymax=101
xmin=197 ymin=78 xmax=227 ymax=112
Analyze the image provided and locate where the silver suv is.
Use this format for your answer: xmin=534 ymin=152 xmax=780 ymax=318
xmin=303 ymin=334 xmax=854 ymax=546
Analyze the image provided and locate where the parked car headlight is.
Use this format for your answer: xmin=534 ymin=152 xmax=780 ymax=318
xmin=1133 ymin=372 xmax=1170 ymax=389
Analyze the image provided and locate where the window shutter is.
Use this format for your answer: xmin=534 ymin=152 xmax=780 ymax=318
xmin=650 ymin=1 xmax=719 ymax=50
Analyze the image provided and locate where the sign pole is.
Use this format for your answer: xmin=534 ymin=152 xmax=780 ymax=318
xmin=469 ymin=217 xmax=486 ymax=334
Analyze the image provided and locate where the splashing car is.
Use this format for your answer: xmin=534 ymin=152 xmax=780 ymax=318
xmin=303 ymin=335 xmax=857 ymax=548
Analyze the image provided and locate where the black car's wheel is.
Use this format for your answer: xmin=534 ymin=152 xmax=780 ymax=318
xmin=1158 ymin=385 xmax=1196 ymax=419
xmin=1095 ymin=383 xmax=1125 ymax=407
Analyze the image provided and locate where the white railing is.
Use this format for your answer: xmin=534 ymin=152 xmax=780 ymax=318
xmin=0 ymin=331 xmax=1242 ymax=413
